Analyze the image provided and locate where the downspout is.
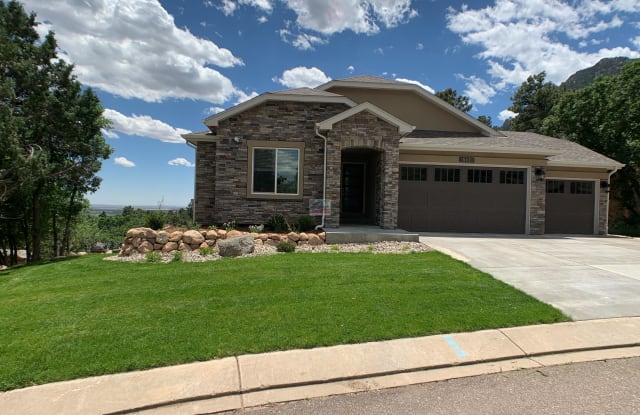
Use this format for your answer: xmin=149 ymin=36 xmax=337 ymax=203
xmin=314 ymin=126 xmax=328 ymax=230
xmin=186 ymin=140 xmax=197 ymax=223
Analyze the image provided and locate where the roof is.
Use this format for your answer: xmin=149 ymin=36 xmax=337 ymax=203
xmin=329 ymin=75 xmax=408 ymax=85
xmin=317 ymin=102 xmax=415 ymax=136
xmin=401 ymin=130 xmax=624 ymax=170
xmin=270 ymin=87 xmax=343 ymax=97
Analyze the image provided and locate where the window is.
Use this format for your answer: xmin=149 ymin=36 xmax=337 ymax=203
xmin=467 ymin=169 xmax=493 ymax=183
xmin=401 ymin=166 xmax=427 ymax=181
xmin=570 ymin=181 xmax=593 ymax=195
xmin=248 ymin=141 xmax=303 ymax=198
xmin=434 ymin=168 xmax=460 ymax=182
xmin=546 ymin=180 xmax=565 ymax=194
xmin=500 ymin=170 xmax=524 ymax=184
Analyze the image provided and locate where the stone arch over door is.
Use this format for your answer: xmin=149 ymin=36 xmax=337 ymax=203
xmin=324 ymin=111 xmax=401 ymax=229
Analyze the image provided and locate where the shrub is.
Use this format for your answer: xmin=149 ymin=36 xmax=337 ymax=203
xmin=144 ymin=212 xmax=165 ymax=230
xmin=297 ymin=215 xmax=316 ymax=232
xmin=223 ymin=220 xmax=236 ymax=231
xmin=249 ymin=224 xmax=264 ymax=233
xmin=145 ymin=252 xmax=162 ymax=263
xmin=276 ymin=241 xmax=296 ymax=253
xmin=171 ymin=251 xmax=183 ymax=262
xmin=200 ymin=246 xmax=214 ymax=256
xmin=266 ymin=214 xmax=288 ymax=233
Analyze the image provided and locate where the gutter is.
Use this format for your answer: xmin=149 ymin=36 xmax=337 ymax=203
xmin=314 ymin=126 xmax=328 ymax=230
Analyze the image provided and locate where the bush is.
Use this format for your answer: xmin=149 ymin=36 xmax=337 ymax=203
xmin=266 ymin=214 xmax=288 ymax=233
xmin=200 ymin=246 xmax=214 ymax=256
xmin=145 ymin=252 xmax=162 ymax=263
xmin=171 ymin=251 xmax=183 ymax=262
xmin=297 ymin=215 xmax=316 ymax=232
xmin=276 ymin=241 xmax=296 ymax=253
xmin=145 ymin=212 xmax=165 ymax=230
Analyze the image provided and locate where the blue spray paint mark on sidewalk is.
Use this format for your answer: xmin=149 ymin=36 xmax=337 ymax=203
xmin=444 ymin=335 xmax=468 ymax=359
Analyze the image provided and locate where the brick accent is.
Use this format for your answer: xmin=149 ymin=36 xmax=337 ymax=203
xmin=529 ymin=167 xmax=546 ymax=234
xmin=194 ymin=101 xmax=349 ymax=225
xmin=326 ymin=111 xmax=401 ymax=229
xmin=598 ymin=181 xmax=610 ymax=235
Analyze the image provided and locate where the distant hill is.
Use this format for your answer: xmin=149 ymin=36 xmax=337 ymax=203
xmin=562 ymin=57 xmax=633 ymax=90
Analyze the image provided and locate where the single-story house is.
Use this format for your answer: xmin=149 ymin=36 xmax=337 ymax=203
xmin=183 ymin=75 xmax=623 ymax=235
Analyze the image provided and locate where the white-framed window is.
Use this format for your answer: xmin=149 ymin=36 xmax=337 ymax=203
xmin=248 ymin=141 xmax=304 ymax=199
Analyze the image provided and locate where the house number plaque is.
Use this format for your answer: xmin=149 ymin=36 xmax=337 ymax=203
xmin=459 ymin=156 xmax=475 ymax=163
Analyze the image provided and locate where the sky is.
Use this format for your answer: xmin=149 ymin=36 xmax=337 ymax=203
xmin=22 ymin=0 xmax=640 ymax=207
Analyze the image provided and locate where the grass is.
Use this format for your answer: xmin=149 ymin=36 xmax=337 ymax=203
xmin=0 ymin=252 xmax=569 ymax=391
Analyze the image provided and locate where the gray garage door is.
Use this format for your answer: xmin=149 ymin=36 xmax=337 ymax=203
xmin=545 ymin=180 xmax=595 ymax=234
xmin=398 ymin=165 xmax=527 ymax=233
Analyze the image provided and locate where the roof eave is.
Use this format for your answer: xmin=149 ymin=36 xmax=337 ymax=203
xmin=547 ymin=160 xmax=625 ymax=171
xmin=204 ymin=93 xmax=357 ymax=127
xmin=399 ymin=143 xmax=555 ymax=157
xmin=316 ymin=101 xmax=415 ymax=136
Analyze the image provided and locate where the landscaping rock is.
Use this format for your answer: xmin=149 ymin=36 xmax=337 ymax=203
xmin=179 ymin=241 xmax=192 ymax=252
xmin=226 ymin=230 xmax=243 ymax=239
xmin=217 ymin=229 xmax=227 ymax=239
xmin=318 ymin=232 xmax=326 ymax=241
xmin=287 ymin=232 xmax=300 ymax=242
xmin=156 ymin=231 xmax=170 ymax=244
xmin=308 ymin=234 xmax=322 ymax=246
xmin=206 ymin=229 xmax=218 ymax=239
xmin=183 ymin=230 xmax=204 ymax=245
xmin=169 ymin=231 xmax=183 ymax=242
xmin=138 ymin=241 xmax=154 ymax=254
xmin=218 ymin=235 xmax=255 ymax=257
xmin=162 ymin=242 xmax=178 ymax=252
xmin=298 ymin=232 xmax=309 ymax=241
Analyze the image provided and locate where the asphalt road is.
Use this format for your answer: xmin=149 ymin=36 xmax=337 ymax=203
xmin=227 ymin=357 xmax=640 ymax=415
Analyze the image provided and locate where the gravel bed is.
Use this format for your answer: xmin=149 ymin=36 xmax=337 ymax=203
xmin=104 ymin=241 xmax=432 ymax=263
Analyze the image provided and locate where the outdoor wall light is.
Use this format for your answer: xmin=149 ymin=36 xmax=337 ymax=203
xmin=534 ymin=167 xmax=545 ymax=181
xmin=600 ymin=180 xmax=610 ymax=192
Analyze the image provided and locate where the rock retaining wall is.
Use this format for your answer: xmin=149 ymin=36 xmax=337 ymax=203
xmin=119 ymin=227 xmax=326 ymax=257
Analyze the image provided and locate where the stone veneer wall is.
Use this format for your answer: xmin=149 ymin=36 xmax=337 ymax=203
xmin=598 ymin=182 xmax=609 ymax=235
xmin=194 ymin=101 xmax=349 ymax=225
xmin=529 ymin=166 xmax=546 ymax=234
xmin=325 ymin=111 xmax=401 ymax=229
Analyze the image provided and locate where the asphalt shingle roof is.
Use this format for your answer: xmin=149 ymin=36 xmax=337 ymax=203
xmin=403 ymin=130 xmax=622 ymax=168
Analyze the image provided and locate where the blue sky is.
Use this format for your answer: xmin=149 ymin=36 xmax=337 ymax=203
xmin=22 ymin=0 xmax=640 ymax=207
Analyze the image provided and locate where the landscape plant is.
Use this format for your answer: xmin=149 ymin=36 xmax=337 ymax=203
xmin=266 ymin=214 xmax=288 ymax=233
xmin=276 ymin=241 xmax=296 ymax=253
xmin=296 ymin=215 xmax=316 ymax=232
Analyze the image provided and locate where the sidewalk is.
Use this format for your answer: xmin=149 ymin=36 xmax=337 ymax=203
xmin=2 ymin=317 xmax=639 ymax=415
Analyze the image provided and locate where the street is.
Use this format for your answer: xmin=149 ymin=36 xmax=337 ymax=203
xmin=227 ymin=357 xmax=640 ymax=414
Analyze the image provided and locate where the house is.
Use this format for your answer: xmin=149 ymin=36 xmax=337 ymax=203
xmin=183 ymin=75 xmax=623 ymax=235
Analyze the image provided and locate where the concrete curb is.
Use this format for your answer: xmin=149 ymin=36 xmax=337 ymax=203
xmin=2 ymin=317 xmax=639 ymax=415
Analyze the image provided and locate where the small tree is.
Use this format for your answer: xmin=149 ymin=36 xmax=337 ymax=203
xmin=435 ymin=88 xmax=473 ymax=113
xmin=508 ymin=72 xmax=562 ymax=133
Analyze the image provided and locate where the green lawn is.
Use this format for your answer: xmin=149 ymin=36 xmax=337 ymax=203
xmin=0 ymin=252 xmax=568 ymax=391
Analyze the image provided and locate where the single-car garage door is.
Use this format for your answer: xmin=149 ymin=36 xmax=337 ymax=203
xmin=398 ymin=165 xmax=527 ymax=233
xmin=545 ymin=179 xmax=595 ymax=234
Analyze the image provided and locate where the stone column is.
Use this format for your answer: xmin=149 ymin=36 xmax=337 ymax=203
xmin=598 ymin=180 xmax=610 ymax=235
xmin=529 ymin=167 xmax=546 ymax=234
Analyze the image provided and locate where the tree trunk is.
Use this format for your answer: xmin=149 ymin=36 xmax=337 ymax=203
xmin=30 ymin=185 xmax=43 ymax=262
xmin=61 ymin=187 xmax=78 ymax=255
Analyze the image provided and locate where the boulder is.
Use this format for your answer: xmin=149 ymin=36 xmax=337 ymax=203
xmin=179 ymin=241 xmax=192 ymax=252
xmin=206 ymin=229 xmax=218 ymax=239
xmin=162 ymin=242 xmax=178 ymax=252
xmin=287 ymin=232 xmax=300 ymax=242
xmin=169 ymin=231 xmax=183 ymax=242
xmin=226 ymin=230 xmax=243 ymax=239
xmin=308 ymin=234 xmax=323 ymax=246
xmin=298 ymin=232 xmax=309 ymax=241
xmin=217 ymin=229 xmax=228 ymax=239
xmin=183 ymin=230 xmax=205 ymax=245
xmin=138 ymin=241 xmax=154 ymax=254
xmin=218 ymin=235 xmax=255 ymax=257
xmin=156 ymin=231 xmax=170 ymax=244
xmin=269 ymin=233 xmax=282 ymax=241
xmin=318 ymin=232 xmax=326 ymax=241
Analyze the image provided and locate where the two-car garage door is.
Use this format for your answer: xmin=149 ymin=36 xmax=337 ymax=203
xmin=398 ymin=165 xmax=527 ymax=233
xmin=398 ymin=165 xmax=597 ymax=234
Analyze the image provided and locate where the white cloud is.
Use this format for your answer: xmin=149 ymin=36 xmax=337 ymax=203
xmin=219 ymin=0 xmax=273 ymax=15
xmin=168 ymin=158 xmax=195 ymax=167
xmin=234 ymin=90 xmax=260 ymax=105
xmin=456 ymin=74 xmax=496 ymax=105
xmin=24 ymin=0 xmax=246 ymax=103
xmin=282 ymin=0 xmax=417 ymax=36
xmin=395 ymin=78 xmax=435 ymax=94
xmin=374 ymin=47 xmax=384 ymax=55
xmin=279 ymin=29 xmax=327 ymax=50
xmin=498 ymin=109 xmax=518 ymax=121
xmin=274 ymin=67 xmax=332 ymax=88
xmin=204 ymin=106 xmax=226 ymax=116
xmin=104 ymin=109 xmax=191 ymax=144
xmin=101 ymin=129 xmax=119 ymax=139
xmin=446 ymin=0 xmax=640 ymax=88
xmin=258 ymin=16 xmax=268 ymax=23
xmin=416 ymin=43 xmax=424 ymax=50
xmin=114 ymin=157 xmax=136 ymax=168
xmin=347 ymin=65 xmax=355 ymax=73
xmin=632 ymin=36 xmax=640 ymax=49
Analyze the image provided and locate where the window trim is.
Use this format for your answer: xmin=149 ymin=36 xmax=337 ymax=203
xmin=247 ymin=140 xmax=304 ymax=200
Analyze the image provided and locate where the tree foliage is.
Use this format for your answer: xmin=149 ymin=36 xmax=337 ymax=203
xmin=541 ymin=60 xmax=640 ymax=224
xmin=508 ymin=72 xmax=562 ymax=133
xmin=0 ymin=1 xmax=112 ymax=265
xmin=435 ymin=88 xmax=473 ymax=113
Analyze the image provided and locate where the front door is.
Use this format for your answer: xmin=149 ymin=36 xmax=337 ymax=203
xmin=341 ymin=163 xmax=366 ymax=216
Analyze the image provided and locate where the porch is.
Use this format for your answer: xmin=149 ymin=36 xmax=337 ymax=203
xmin=324 ymin=225 xmax=419 ymax=244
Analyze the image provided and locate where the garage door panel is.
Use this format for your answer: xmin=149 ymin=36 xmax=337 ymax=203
xmin=545 ymin=180 xmax=595 ymax=234
xmin=399 ymin=165 xmax=526 ymax=233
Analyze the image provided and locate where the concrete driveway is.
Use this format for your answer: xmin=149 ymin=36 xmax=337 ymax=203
xmin=419 ymin=234 xmax=640 ymax=320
